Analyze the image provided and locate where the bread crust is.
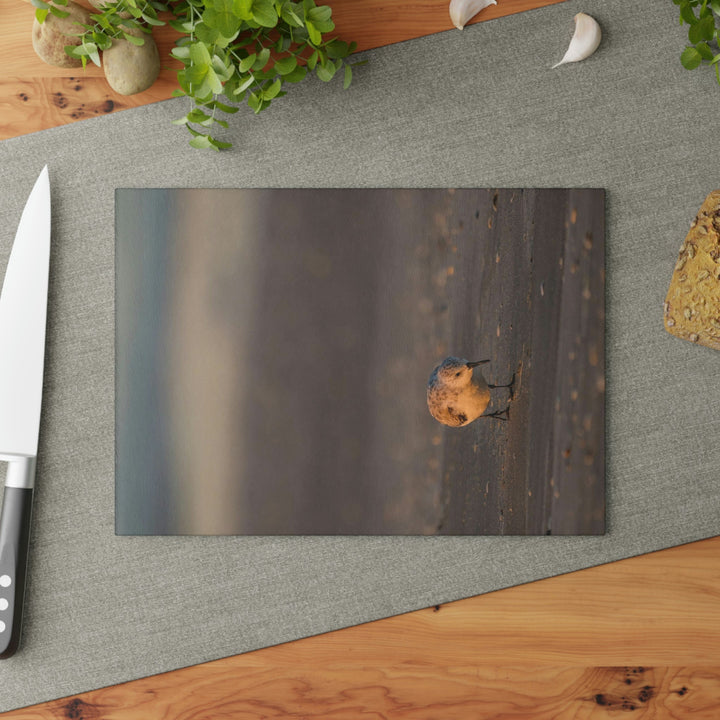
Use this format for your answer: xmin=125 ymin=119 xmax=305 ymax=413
xmin=664 ymin=191 xmax=720 ymax=350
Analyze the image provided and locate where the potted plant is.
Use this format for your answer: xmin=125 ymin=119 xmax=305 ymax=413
xmin=32 ymin=0 xmax=361 ymax=149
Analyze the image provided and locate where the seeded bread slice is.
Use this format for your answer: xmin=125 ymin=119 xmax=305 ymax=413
xmin=664 ymin=190 xmax=720 ymax=350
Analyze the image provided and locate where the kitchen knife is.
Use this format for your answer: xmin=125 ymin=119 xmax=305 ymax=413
xmin=0 ymin=167 xmax=51 ymax=659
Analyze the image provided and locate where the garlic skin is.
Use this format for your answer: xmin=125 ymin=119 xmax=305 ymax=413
xmin=449 ymin=0 xmax=497 ymax=30
xmin=552 ymin=13 xmax=601 ymax=68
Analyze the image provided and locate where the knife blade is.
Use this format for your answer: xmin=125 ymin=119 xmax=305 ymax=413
xmin=0 ymin=166 xmax=51 ymax=658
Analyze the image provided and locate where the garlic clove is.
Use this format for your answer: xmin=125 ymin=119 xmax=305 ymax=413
xmin=552 ymin=12 xmax=601 ymax=69
xmin=449 ymin=0 xmax=497 ymax=30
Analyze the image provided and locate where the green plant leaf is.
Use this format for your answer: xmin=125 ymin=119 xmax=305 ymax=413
xmin=143 ymin=13 xmax=165 ymax=25
xmin=681 ymin=45 xmax=703 ymax=69
xmin=49 ymin=5 xmax=71 ymax=18
xmin=263 ymin=77 xmax=282 ymax=98
xmin=239 ymin=53 xmax=256 ymax=71
xmin=283 ymin=64 xmax=307 ymax=82
xmin=281 ymin=3 xmax=302 ymax=26
xmin=211 ymin=53 xmax=225 ymax=71
xmin=234 ymin=74 xmax=255 ymax=93
xmin=326 ymin=39 xmax=350 ymax=59
xmin=123 ymin=31 xmax=146 ymax=45
xmin=94 ymin=30 xmax=113 ymax=49
xmin=712 ymin=0 xmax=720 ymax=14
xmin=205 ymin=66 xmax=224 ymax=93
xmin=82 ymin=40 xmax=101 ymax=65
xmin=171 ymin=45 xmax=191 ymax=59
xmin=185 ymin=63 xmax=209 ymax=85
xmin=92 ymin=12 xmax=112 ymax=30
xmin=187 ymin=108 xmax=212 ymax=122
xmin=169 ymin=18 xmax=195 ymax=32
xmin=210 ymin=137 xmax=233 ymax=149
xmin=273 ymin=55 xmax=297 ymax=74
xmin=252 ymin=0 xmax=278 ymax=27
xmin=213 ymin=100 xmax=240 ymax=113
xmin=35 ymin=7 xmax=49 ymax=22
xmin=696 ymin=40 xmax=715 ymax=59
xmin=305 ymin=19 xmax=321 ymax=44
xmin=203 ymin=1 xmax=240 ymax=37
xmin=307 ymin=4 xmax=331 ymax=23
xmin=253 ymin=47 xmax=271 ymax=68
xmin=141 ymin=9 xmax=164 ymax=25
xmin=689 ymin=12 xmax=715 ymax=41
xmin=680 ymin=3 xmax=698 ymax=23
xmin=248 ymin=91 xmax=261 ymax=111
xmin=194 ymin=80 xmax=216 ymax=101
xmin=176 ymin=69 xmax=190 ymax=92
xmin=343 ymin=62 xmax=352 ymax=89
xmin=118 ymin=18 xmax=145 ymax=32
xmin=315 ymin=59 xmax=335 ymax=81
xmin=233 ymin=0 xmax=252 ymax=19
xmin=189 ymin=134 xmax=216 ymax=149
xmin=190 ymin=41 xmax=212 ymax=65
xmin=305 ymin=5 xmax=335 ymax=33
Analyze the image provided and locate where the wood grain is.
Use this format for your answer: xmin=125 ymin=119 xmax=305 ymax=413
xmin=2 ymin=536 xmax=719 ymax=718
xmin=8 ymin=667 xmax=720 ymax=719
xmin=0 ymin=0 xmax=567 ymax=140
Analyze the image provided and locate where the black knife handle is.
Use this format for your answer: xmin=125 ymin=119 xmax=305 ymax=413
xmin=0 ymin=486 xmax=34 ymax=659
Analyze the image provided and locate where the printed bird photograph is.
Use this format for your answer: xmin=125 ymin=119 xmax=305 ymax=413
xmin=427 ymin=357 xmax=513 ymax=426
xmin=116 ymin=188 xmax=605 ymax=536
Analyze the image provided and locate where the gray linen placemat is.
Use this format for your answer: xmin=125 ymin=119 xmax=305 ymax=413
xmin=1 ymin=0 xmax=719 ymax=710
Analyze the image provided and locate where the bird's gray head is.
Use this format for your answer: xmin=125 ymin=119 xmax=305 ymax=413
xmin=429 ymin=356 xmax=481 ymax=390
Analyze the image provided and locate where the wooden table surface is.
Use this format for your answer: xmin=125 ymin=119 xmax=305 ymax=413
xmin=2 ymin=0 xmax=565 ymax=139
xmin=3 ymin=0 xmax=720 ymax=717
xmin=2 ymin=537 xmax=719 ymax=718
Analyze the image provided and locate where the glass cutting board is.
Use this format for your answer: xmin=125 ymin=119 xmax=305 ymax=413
xmin=115 ymin=188 xmax=605 ymax=535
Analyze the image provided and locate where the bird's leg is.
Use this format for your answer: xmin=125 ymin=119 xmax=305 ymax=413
xmin=484 ymin=408 xmax=509 ymax=421
xmin=488 ymin=372 xmax=517 ymax=400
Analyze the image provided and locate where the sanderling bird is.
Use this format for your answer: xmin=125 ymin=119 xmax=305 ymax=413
xmin=427 ymin=356 xmax=513 ymax=427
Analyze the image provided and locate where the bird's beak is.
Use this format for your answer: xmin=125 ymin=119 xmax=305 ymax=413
xmin=466 ymin=360 xmax=490 ymax=368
